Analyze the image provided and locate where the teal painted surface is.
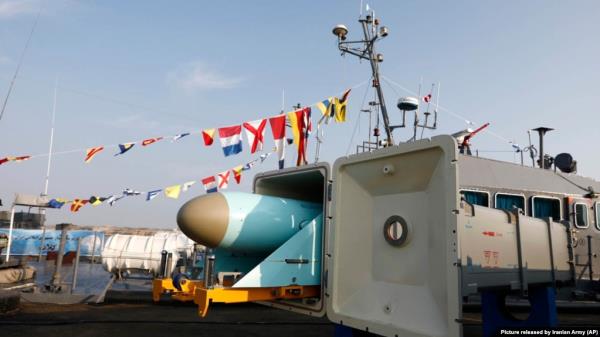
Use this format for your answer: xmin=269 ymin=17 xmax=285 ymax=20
xmin=214 ymin=250 xmax=265 ymax=275
xmin=220 ymin=192 xmax=322 ymax=253
xmin=233 ymin=214 xmax=322 ymax=288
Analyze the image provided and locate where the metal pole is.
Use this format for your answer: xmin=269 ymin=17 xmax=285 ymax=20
xmin=520 ymin=150 xmax=524 ymax=166
xmin=43 ymin=78 xmax=58 ymax=197
xmin=314 ymin=114 xmax=327 ymax=163
xmin=587 ymin=235 xmax=593 ymax=282
xmin=90 ymin=231 xmax=97 ymax=264
xmin=360 ymin=19 xmax=393 ymax=146
xmin=38 ymin=225 xmax=46 ymax=262
xmin=203 ymin=248 xmax=215 ymax=288
xmin=159 ymin=250 xmax=168 ymax=278
xmin=39 ymin=79 xmax=57 ymax=240
xmin=50 ymin=224 xmax=69 ymax=291
xmin=70 ymin=238 xmax=81 ymax=294
xmin=6 ymin=206 xmax=15 ymax=262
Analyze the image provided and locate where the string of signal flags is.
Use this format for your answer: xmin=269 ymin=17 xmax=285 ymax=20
xmin=0 ymin=89 xmax=352 ymax=170
xmin=48 ymin=152 xmax=274 ymax=213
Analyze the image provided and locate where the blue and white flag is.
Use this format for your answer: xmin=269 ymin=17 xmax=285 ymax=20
xmin=172 ymin=133 xmax=190 ymax=142
xmin=242 ymin=159 xmax=258 ymax=171
xmin=123 ymin=188 xmax=142 ymax=196
xmin=146 ymin=189 xmax=162 ymax=201
xmin=218 ymin=125 xmax=243 ymax=157
xmin=106 ymin=195 xmax=125 ymax=206
xmin=115 ymin=142 xmax=135 ymax=156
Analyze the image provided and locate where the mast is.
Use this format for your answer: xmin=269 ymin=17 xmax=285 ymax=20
xmin=43 ymin=78 xmax=58 ymax=196
xmin=332 ymin=10 xmax=394 ymax=146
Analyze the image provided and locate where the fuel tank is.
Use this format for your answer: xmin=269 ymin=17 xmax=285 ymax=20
xmin=177 ymin=191 xmax=322 ymax=253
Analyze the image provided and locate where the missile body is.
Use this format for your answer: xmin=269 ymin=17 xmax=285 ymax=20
xmin=177 ymin=192 xmax=322 ymax=253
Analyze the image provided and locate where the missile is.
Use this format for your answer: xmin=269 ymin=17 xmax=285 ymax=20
xmin=177 ymin=192 xmax=322 ymax=253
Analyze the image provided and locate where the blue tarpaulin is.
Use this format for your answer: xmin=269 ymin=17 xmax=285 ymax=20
xmin=0 ymin=229 xmax=104 ymax=256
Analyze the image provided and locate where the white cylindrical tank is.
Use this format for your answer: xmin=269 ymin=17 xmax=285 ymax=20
xmin=101 ymin=231 xmax=195 ymax=274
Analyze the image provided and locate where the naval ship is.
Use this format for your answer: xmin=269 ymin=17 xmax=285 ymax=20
xmin=152 ymin=9 xmax=599 ymax=337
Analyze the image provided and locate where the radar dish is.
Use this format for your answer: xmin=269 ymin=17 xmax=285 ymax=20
xmin=555 ymin=153 xmax=577 ymax=173
xmin=397 ymin=97 xmax=419 ymax=111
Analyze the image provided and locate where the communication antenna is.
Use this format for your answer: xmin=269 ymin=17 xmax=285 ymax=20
xmin=525 ymin=130 xmax=537 ymax=167
xmin=419 ymin=83 xmax=438 ymax=140
xmin=532 ymin=127 xmax=554 ymax=169
xmin=331 ymin=8 xmax=393 ymax=146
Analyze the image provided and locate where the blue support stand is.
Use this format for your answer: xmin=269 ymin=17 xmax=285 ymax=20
xmin=481 ymin=287 xmax=558 ymax=337
xmin=334 ymin=325 xmax=374 ymax=337
xmin=334 ymin=325 xmax=355 ymax=337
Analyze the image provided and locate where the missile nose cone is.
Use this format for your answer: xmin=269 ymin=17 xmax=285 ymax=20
xmin=177 ymin=192 xmax=229 ymax=248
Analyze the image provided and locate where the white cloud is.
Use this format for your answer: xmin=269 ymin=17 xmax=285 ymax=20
xmin=166 ymin=61 xmax=243 ymax=92
xmin=0 ymin=0 xmax=38 ymax=19
xmin=0 ymin=55 xmax=10 ymax=64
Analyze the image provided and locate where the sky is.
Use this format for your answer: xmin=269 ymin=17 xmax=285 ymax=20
xmin=0 ymin=0 xmax=599 ymax=229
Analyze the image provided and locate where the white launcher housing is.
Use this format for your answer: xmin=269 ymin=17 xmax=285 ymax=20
xmin=265 ymin=135 xmax=573 ymax=337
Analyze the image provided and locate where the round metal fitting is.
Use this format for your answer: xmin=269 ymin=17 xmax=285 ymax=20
xmin=383 ymin=215 xmax=409 ymax=247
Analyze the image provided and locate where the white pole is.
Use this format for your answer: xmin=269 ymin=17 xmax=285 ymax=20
xmin=43 ymin=78 xmax=58 ymax=196
xmin=6 ymin=206 xmax=15 ymax=262
xmin=38 ymin=78 xmax=57 ymax=258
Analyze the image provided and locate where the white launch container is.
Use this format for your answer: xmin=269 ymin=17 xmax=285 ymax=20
xmin=101 ymin=231 xmax=195 ymax=275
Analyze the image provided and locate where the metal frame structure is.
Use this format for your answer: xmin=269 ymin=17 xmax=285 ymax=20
xmin=333 ymin=13 xmax=394 ymax=146
xmin=573 ymin=202 xmax=590 ymax=229
xmin=4 ymin=197 xmax=51 ymax=262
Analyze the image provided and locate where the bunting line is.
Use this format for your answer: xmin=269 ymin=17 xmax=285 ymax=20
xmin=43 ymin=152 xmax=273 ymax=212
xmin=1 ymin=85 xmax=363 ymax=167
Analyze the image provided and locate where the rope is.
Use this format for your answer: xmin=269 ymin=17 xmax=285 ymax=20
xmin=346 ymin=78 xmax=372 ymax=155
xmin=12 ymin=82 xmax=369 ymax=162
xmin=0 ymin=1 xmax=44 ymax=123
xmin=381 ymin=75 xmax=515 ymax=146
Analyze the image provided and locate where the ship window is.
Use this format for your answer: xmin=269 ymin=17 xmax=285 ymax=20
xmin=596 ymin=203 xmax=600 ymax=230
xmin=495 ymin=193 xmax=525 ymax=212
xmin=574 ymin=203 xmax=589 ymax=228
xmin=460 ymin=190 xmax=489 ymax=207
xmin=531 ymin=196 xmax=561 ymax=221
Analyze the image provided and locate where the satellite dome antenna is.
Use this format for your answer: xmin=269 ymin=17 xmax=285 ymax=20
xmin=391 ymin=97 xmax=418 ymax=137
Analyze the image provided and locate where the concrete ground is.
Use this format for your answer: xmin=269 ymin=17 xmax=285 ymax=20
xmin=1 ymin=296 xmax=599 ymax=337
xmin=0 ymin=300 xmax=335 ymax=337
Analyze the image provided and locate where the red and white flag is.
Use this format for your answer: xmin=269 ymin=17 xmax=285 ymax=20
xmin=202 ymin=129 xmax=216 ymax=146
xmin=217 ymin=170 xmax=230 ymax=189
xmin=218 ymin=125 xmax=243 ymax=156
xmin=142 ymin=137 xmax=163 ymax=146
xmin=84 ymin=146 xmax=104 ymax=163
xmin=201 ymin=176 xmax=217 ymax=193
xmin=423 ymin=94 xmax=432 ymax=103
xmin=268 ymin=114 xmax=286 ymax=169
xmin=243 ymin=119 xmax=267 ymax=154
